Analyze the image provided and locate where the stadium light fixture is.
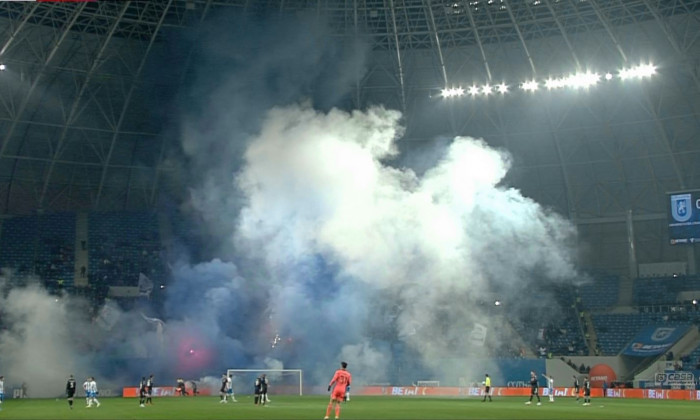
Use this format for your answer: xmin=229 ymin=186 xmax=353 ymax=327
xmin=565 ymin=72 xmax=600 ymax=89
xmin=620 ymin=63 xmax=656 ymax=80
xmin=545 ymin=77 xmax=562 ymax=90
xmin=619 ymin=68 xmax=632 ymax=80
xmin=636 ymin=63 xmax=656 ymax=78
xmin=441 ymin=87 xmax=465 ymax=98
xmin=440 ymin=62 xmax=656 ymax=100
xmin=520 ymin=80 xmax=538 ymax=92
xmin=0 ymin=64 xmax=5 ymax=71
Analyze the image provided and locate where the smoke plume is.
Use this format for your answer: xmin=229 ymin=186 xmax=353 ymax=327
xmin=0 ymin=10 xmax=582 ymax=396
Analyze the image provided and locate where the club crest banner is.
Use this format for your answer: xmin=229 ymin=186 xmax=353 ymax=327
xmin=622 ymin=325 xmax=690 ymax=356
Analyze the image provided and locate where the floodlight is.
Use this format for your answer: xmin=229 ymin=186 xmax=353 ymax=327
xmin=0 ymin=64 xmax=5 ymax=71
xmin=468 ymin=85 xmax=480 ymax=96
xmin=545 ymin=77 xmax=560 ymax=89
xmin=565 ymin=72 xmax=599 ymax=89
xmin=619 ymin=68 xmax=632 ymax=80
xmin=481 ymin=84 xmax=492 ymax=95
xmin=636 ymin=63 xmax=656 ymax=78
xmin=520 ymin=80 xmax=538 ymax=92
xmin=619 ymin=63 xmax=656 ymax=80
xmin=496 ymin=83 xmax=508 ymax=94
xmin=604 ymin=72 xmax=613 ymax=80
xmin=442 ymin=87 xmax=466 ymax=98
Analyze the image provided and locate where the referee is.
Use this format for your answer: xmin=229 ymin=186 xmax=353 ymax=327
xmin=482 ymin=374 xmax=492 ymax=402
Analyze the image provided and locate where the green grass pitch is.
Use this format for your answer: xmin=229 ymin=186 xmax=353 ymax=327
xmin=0 ymin=395 xmax=698 ymax=419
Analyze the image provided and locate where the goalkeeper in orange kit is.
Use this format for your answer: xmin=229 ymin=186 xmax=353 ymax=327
xmin=324 ymin=362 xmax=352 ymax=419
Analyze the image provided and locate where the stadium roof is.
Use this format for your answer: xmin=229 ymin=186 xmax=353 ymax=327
xmin=0 ymin=0 xmax=699 ymax=271
xmin=1 ymin=1 xmax=697 ymax=48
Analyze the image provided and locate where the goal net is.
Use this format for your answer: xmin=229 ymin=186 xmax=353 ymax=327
xmin=226 ymin=369 xmax=304 ymax=396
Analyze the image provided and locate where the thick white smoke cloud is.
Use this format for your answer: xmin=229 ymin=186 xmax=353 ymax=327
xmin=224 ymin=102 xmax=580 ymax=383
xmin=0 ymin=282 xmax=84 ymax=397
xmin=0 ymin=274 xmax=152 ymax=397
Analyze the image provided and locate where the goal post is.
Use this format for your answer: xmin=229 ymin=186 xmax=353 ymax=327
xmin=226 ymin=369 xmax=304 ymax=396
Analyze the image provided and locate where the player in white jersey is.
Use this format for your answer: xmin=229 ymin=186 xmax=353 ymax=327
xmin=83 ymin=378 xmax=91 ymax=407
xmin=541 ymin=373 xmax=554 ymax=402
xmin=88 ymin=377 xmax=100 ymax=408
xmin=226 ymin=374 xmax=237 ymax=402
xmin=0 ymin=375 xmax=4 ymax=411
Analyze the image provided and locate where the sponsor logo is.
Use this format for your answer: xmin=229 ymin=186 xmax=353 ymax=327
xmin=631 ymin=342 xmax=673 ymax=352
xmin=390 ymin=387 xmax=426 ymax=396
xmin=651 ymin=327 xmax=676 ymax=341
xmin=606 ymin=389 xmax=622 ymax=398
xmin=391 ymin=387 xmax=407 ymax=395
xmin=655 ymin=372 xmax=695 ymax=386
xmin=152 ymin=387 xmax=176 ymax=397
xmin=671 ymin=194 xmax=693 ymax=222
xmin=646 ymin=389 xmax=666 ymax=399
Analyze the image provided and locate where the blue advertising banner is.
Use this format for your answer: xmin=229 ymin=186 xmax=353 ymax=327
xmin=622 ymin=325 xmax=690 ymax=357
xmin=668 ymin=190 xmax=700 ymax=244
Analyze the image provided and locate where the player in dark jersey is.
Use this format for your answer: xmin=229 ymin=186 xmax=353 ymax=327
xmin=582 ymin=376 xmax=591 ymax=406
xmin=65 ymin=374 xmax=76 ymax=409
xmin=525 ymin=371 xmax=541 ymax=405
xmin=259 ymin=374 xmax=269 ymax=405
xmin=219 ymin=374 xmax=228 ymax=403
xmin=139 ymin=377 xmax=147 ymax=407
xmin=146 ymin=374 xmax=154 ymax=405
xmin=573 ymin=375 xmax=580 ymax=401
xmin=254 ymin=376 xmax=260 ymax=405
xmin=176 ymin=378 xmax=187 ymax=396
